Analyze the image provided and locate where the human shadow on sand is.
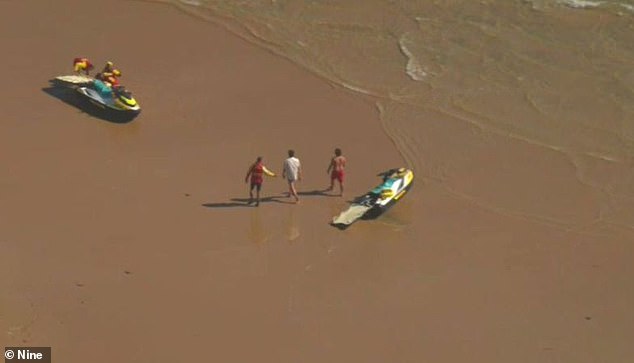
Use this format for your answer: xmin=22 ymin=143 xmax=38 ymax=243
xmin=297 ymin=189 xmax=341 ymax=197
xmin=203 ymin=189 xmax=341 ymax=209
xmin=42 ymin=81 xmax=138 ymax=124
xmin=202 ymin=195 xmax=296 ymax=208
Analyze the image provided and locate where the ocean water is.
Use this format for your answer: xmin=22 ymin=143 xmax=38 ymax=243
xmin=152 ymin=0 xmax=634 ymax=232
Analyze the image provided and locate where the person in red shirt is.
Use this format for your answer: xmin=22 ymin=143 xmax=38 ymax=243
xmin=326 ymin=148 xmax=347 ymax=196
xmin=73 ymin=57 xmax=94 ymax=75
xmin=245 ymin=156 xmax=276 ymax=206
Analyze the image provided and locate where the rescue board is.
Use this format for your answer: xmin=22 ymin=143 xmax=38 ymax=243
xmin=54 ymin=74 xmax=93 ymax=85
xmin=331 ymin=204 xmax=372 ymax=229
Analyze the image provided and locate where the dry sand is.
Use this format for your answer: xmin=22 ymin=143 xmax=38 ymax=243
xmin=1 ymin=1 xmax=633 ymax=362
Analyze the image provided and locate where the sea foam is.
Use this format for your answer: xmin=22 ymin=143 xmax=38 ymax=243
xmin=620 ymin=3 xmax=634 ymax=12
xmin=557 ymin=0 xmax=604 ymax=8
xmin=179 ymin=0 xmax=202 ymax=6
xmin=398 ymin=34 xmax=427 ymax=82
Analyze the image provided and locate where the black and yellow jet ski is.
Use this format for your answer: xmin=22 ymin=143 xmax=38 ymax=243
xmin=76 ymin=80 xmax=141 ymax=115
xmin=51 ymin=75 xmax=141 ymax=118
xmin=331 ymin=168 xmax=414 ymax=229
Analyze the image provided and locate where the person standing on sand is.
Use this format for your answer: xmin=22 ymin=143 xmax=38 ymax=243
xmin=326 ymin=148 xmax=346 ymax=196
xmin=245 ymin=156 xmax=276 ymax=206
xmin=283 ymin=150 xmax=302 ymax=203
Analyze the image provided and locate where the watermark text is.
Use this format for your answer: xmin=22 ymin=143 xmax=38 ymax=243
xmin=5 ymin=347 xmax=50 ymax=363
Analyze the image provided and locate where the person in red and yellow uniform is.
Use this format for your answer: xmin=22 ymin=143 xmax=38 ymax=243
xmin=101 ymin=61 xmax=115 ymax=74
xmin=73 ymin=57 xmax=94 ymax=75
xmin=245 ymin=156 xmax=276 ymax=206
xmin=96 ymin=61 xmax=115 ymax=81
xmin=103 ymin=69 xmax=122 ymax=88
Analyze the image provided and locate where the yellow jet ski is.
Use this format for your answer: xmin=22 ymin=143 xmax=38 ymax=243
xmin=332 ymin=168 xmax=414 ymax=229
xmin=75 ymin=80 xmax=140 ymax=115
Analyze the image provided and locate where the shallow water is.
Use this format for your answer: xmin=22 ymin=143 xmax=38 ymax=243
xmin=149 ymin=0 xmax=634 ymax=232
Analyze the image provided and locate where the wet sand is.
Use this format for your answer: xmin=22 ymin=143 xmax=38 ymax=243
xmin=1 ymin=1 xmax=633 ymax=362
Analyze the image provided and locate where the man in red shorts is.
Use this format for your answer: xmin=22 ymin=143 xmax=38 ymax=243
xmin=326 ymin=148 xmax=346 ymax=196
xmin=245 ymin=156 xmax=276 ymax=206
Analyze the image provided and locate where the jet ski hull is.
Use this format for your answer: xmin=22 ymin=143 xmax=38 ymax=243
xmin=361 ymin=180 xmax=413 ymax=220
xmin=76 ymin=86 xmax=141 ymax=117
xmin=332 ymin=168 xmax=414 ymax=228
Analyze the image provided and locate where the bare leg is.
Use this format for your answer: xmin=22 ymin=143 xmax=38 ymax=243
xmin=339 ymin=181 xmax=344 ymax=196
xmin=289 ymin=181 xmax=299 ymax=203
xmin=248 ymin=187 xmax=254 ymax=204
xmin=255 ymin=188 xmax=260 ymax=206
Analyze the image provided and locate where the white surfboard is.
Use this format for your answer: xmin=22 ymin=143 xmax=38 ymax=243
xmin=54 ymin=74 xmax=93 ymax=85
xmin=331 ymin=204 xmax=372 ymax=228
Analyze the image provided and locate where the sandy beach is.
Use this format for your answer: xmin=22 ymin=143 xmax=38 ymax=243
xmin=1 ymin=1 xmax=633 ymax=362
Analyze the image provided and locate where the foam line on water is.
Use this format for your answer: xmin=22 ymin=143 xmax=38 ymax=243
xmin=557 ymin=0 xmax=605 ymax=8
xmin=178 ymin=0 xmax=202 ymax=6
xmin=398 ymin=34 xmax=427 ymax=82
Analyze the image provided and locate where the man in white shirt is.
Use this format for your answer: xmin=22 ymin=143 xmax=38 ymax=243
xmin=282 ymin=149 xmax=302 ymax=203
